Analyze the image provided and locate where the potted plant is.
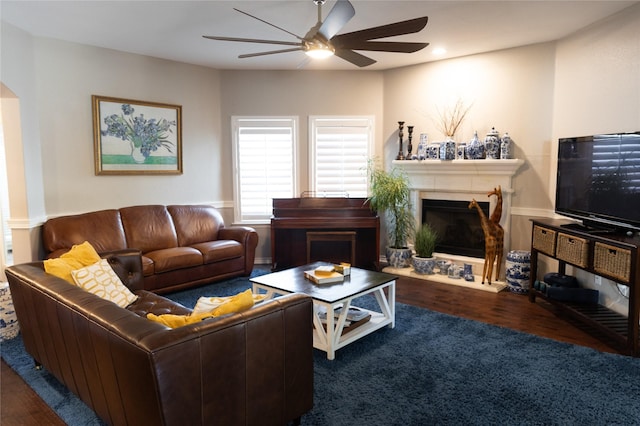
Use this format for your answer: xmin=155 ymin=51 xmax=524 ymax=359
xmin=412 ymin=223 xmax=438 ymax=274
xmin=367 ymin=160 xmax=415 ymax=268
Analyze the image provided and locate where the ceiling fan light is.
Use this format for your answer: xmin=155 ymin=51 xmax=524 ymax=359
xmin=304 ymin=40 xmax=335 ymax=59
xmin=306 ymin=48 xmax=334 ymax=59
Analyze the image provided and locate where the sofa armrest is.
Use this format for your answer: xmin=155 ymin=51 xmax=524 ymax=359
xmin=101 ymin=249 xmax=145 ymax=291
xmin=218 ymin=226 xmax=259 ymax=274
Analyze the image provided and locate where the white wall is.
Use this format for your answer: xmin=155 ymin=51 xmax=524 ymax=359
xmin=1 ymin=23 xmax=47 ymax=262
xmin=383 ymin=42 xmax=557 ymax=214
xmin=32 ymin=38 xmax=224 ymax=214
xmin=220 ymin=70 xmax=384 ymax=190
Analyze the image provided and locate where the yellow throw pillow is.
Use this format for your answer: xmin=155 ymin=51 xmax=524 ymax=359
xmin=71 ymin=258 xmax=138 ymax=308
xmin=211 ymin=289 xmax=255 ymax=317
xmin=147 ymin=289 xmax=257 ymax=329
xmin=192 ymin=292 xmax=266 ymax=315
xmin=147 ymin=311 xmax=213 ymax=328
xmin=44 ymin=241 xmax=101 ymax=284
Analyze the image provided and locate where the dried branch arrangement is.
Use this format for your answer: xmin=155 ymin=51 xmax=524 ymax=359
xmin=436 ymin=99 xmax=472 ymax=138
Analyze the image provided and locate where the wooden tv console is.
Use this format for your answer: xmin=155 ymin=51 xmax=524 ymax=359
xmin=529 ymin=219 xmax=640 ymax=356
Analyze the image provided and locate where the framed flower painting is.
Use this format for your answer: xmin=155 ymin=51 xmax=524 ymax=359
xmin=92 ymin=95 xmax=182 ymax=175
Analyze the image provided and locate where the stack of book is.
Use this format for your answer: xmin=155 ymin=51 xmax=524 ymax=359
xmin=304 ymin=265 xmax=344 ymax=284
xmin=334 ymin=306 xmax=369 ymax=322
xmin=317 ymin=306 xmax=371 ymax=334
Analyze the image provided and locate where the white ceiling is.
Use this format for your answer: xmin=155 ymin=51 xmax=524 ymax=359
xmin=1 ymin=1 xmax=637 ymax=71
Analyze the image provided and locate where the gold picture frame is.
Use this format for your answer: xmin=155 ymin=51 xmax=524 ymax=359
xmin=92 ymin=95 xmax=182 ymax=175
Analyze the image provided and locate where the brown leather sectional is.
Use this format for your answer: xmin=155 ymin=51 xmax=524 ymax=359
xmin=42 ymin=205 xmax=259 ymax=293
xmin=5 ymin=250 xmax=314 ymax=426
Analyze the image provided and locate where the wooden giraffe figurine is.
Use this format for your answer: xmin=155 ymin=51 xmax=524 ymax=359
xmin=487 ymin=186 xmax=505 ymax=281
xmin=469 ymin=198 xmax=497 ymax=284
xmin=488 ymin=186 xmax=503 ymax=224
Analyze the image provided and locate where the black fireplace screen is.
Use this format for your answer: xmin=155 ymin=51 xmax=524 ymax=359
xmin=421 ymin=199 xmax=489 ymax=258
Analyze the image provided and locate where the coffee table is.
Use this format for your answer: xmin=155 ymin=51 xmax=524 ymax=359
xmin=250 ymin=262 xmax=397 ymax=360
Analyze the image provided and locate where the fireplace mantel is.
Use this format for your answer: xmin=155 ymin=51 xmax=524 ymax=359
xmin=391 ymin=159 xmax=524 ymax=192
xmin=392 ymin=159 xmax=525 ymax=267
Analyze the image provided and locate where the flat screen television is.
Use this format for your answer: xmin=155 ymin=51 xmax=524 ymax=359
xmin=555 ymin=131 xmax=640 ymax=234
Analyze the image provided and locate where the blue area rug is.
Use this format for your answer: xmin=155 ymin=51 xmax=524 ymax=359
xmin=3 ymin=269 xmax=640 ymax=425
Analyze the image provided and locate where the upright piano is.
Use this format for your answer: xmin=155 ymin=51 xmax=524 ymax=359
xmin=270 ymin=197 xmax=380 ymax=271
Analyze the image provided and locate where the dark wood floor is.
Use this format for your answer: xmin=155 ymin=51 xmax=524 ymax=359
xmin=0 ymin=274 xmax=621 ymax=425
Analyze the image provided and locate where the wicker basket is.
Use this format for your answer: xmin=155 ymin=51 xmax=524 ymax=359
xmin=594 ymin=242 xmax=631 ymax=283
xmin=556 ymin=233 xmax=589 ymax=268
xmin=532 ymin=225 xmax=557 ymax=256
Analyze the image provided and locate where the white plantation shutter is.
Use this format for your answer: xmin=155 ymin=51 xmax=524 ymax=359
xmin=232 ymin=117 xmax=298 ymax=223
xmin=310 ymin=116 xmax=373 ymax=197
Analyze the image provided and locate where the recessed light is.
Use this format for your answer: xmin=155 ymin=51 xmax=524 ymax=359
xmin=432 ymin=47 xmax=447 ymax=56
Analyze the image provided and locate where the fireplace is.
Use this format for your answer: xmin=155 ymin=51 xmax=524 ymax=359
xmin=422 ymin=199 xmax=489 ymax=258
xmin=391 ymin=159 xmax=524 ymax=264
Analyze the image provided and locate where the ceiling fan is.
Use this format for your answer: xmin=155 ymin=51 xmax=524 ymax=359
xmin=203 ymin=0 xmax=429 ymax=67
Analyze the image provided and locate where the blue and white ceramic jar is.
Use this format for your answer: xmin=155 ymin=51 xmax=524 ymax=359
xmin=386 ymin=247 xmax=413 ymax=268
xmin=439 ymin=137 xmax=456 ymax=160
xmin=427 ymin=143 xmax=440 ymax=159
xmin=466 ymin=131 xmax=485 ymax=159
xmin=417 ymin=133 xmax=429 ymax=160
xmin=456 ymin=143 xmax=467 ymax=160
xmin=500 ymin=132 xmax=513 ymax=159
xmin=506 ymin=250 xmax=531 ymax=294
xmin=484 ymin=127 xmax=501 ymax=159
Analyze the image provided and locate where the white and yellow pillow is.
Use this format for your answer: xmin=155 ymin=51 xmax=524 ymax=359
xmin=71 ymin=258 xmax=138 ymax=308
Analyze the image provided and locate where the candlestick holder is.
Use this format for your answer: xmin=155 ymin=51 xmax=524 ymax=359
xmin=396 ymin=121 xmax=405 ymax=160
xmin=407 ymin=126 xmax=414 ymax=159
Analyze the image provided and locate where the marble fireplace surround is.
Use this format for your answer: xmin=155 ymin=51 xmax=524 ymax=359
xmin=391 ymin=159 xmax=525 ymax=281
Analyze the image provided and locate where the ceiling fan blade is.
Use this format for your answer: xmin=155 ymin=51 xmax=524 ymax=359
xmin=203 ymin=36 xmax=301 ymax=47
xmin=334 ymin=49 xmax=376 ymax=68
xmin=318 ymin=0 xmax=356 ymax=40
xmin=333 ymin=40 xmax=429 ymax=53
xmin=238 ymin=47 xmax=304 ymax=59
xmin=332 ymin=16 xmax=428 ymax=43
xmin=232 ymin=7 xmax=304 ymax=41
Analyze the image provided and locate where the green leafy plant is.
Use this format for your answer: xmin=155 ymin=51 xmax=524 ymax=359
xmin=414 ymin=223 xmax=438 ymax=258
xmin=367 ymin=160 xmax=414 ymax=249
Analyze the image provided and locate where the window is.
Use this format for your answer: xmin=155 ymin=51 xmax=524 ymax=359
xmin=232 ymin=117 xmax=298 ymax=223
xmin=232 ymin=115 xmax=374 ymax=225
xmin=309 ymin=116 xmax=373 ymax=198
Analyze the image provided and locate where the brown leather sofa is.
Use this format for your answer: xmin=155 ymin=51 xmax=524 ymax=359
xmin=42 ymin=205 xmax=258 ymax=293
xmin=5 ymin=250 xmax=314 ymax=426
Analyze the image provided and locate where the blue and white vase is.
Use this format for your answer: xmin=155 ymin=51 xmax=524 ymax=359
xmin=412 ymin=255 xmax=436 ymax=274
xmin=456 ymin=143 xmax=467 ymax=160
xmin=386 ymin=247 xmax=413 ymax=268
xmin=500 ymin=132 xmax=513 ymax=159
xmin=463 ymin=263 xmax=475 ymax=281
xmin=466 ymin=131 xmax=485 ymax=159
xmin=427 ymin=143 xmax=440 ymax=159
xmin=506 ymin=250 xmax=531 ymax=294
xmin=439 ymin=137 xmax=456 ymax=160
xmin=484 ymin=127 xmax=501 ymax=159
xmin=417 ymin=133 xmax=429 ymax=160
